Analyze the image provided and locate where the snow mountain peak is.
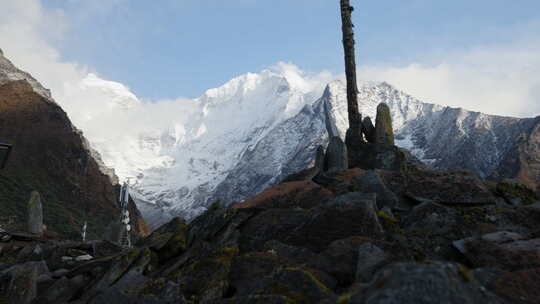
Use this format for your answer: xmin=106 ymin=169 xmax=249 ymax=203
xmin=48 ymin=64 xmax=539 ymax=228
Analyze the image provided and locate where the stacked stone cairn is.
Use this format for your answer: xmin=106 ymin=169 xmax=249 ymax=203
xmin=283 ymin=102 xmax=398 ymax=183
xmin=324 ymin=102 xmax=396 ymax=173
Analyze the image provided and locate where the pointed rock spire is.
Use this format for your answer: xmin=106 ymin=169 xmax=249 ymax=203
xmin=375 ymin=103 xmax=395 ymax=145
xmin=325 ymin=136 xmax=349 ymax=172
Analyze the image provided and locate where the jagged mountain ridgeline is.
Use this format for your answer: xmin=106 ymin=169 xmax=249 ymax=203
xmin=0 ymin=53 xmax=149 ymax=239
xmin=1 ymin=51 xmax=538 ymax=231
xmin=56 ymin=58 xmax=539 ymax=227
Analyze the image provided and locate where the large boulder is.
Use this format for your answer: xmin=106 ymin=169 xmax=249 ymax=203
xmin=356 ymin=242 xmax=387 ymax=282
xmin=453 ymin=231 xmax=540 ymax=271
xmin=285 ymin=193 xmax=384 ymax=252
xmin=308 ymin=236 xmax=382 ymax=287
xmin=351 ymin=171 xmax=400 ymax=209
xmin=239 ymin=209 xmax=312 ymax=252
xmin=405 ymin=169 xmax=496 ymax=205
xmin=349 ymin=262 xmax=503 ymax=304
xmin=239 ymin=192 xmax=384 ymax=253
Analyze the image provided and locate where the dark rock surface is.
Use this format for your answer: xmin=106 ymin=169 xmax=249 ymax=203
xmin=324 ymin=136 xmax=348 ymax=173
xmin=489 ymin=116 xmax=540 ymax=195
xmin=0 ymin=54 xmax=149 ymax=239
xmin=347 ymin=141 xmax=407 ymax=171
xmin=349 ymin=262 xmax=503 ymax=304
xmin=352 ymin=171 xmax=400 ymax=209
xmin=405 ymin=169 xmax=496 ymax=205
xmin=362 ymin=116 xmax=376 ymax=143
xmin=375 ymin=103 xmax=395 ymax=146
xmin=1 ymin=160 xmax=539 ymax=303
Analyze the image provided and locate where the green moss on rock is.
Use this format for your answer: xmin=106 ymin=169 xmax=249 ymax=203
xmin=496 ymin=180 xmax=538 ymax=205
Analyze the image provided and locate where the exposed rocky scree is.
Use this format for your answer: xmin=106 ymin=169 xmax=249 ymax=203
xmin=0 ymin=53 xmax=149 ymax=240
xmin=1 ymin=98 xmax=539 ymax=303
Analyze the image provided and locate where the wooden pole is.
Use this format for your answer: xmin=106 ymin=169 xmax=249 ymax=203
xmin=339 ymin=0 xmax=362 ymax=137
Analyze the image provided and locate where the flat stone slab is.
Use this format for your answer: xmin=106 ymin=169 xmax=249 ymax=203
xmin=453 ymin=231 xmax=540 ymax=271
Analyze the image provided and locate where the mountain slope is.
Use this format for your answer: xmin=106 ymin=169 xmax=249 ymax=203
xmin=0 ymin=53 xmax=148 ymax=239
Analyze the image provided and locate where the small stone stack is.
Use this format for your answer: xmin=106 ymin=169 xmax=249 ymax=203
xmin=374 ymin=103 xmax=394 ymax=145
xmin=27 ymin=191 xmax=43 ymax=236
xmin=346 ymin=103 xmax=404 ymax=171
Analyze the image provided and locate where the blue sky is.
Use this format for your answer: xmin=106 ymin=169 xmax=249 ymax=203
xmin=41 ymin=0 xmax=540 ymax=100
xmin=1 ymin=0 xmax=539 ymax=117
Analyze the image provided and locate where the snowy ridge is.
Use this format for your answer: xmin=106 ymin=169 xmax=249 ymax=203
xmin=0 ymin=52 xmax=53 ymax=101
xmin=52 ymin=64 xmax=535 ymax=227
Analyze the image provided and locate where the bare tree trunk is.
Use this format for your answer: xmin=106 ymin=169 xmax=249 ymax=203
xmin=340 ymin=0 xmax=362 ymax=140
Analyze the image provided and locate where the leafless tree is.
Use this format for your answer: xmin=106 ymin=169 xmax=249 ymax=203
xmin=340 ymin=0 xmax=362 ymax=144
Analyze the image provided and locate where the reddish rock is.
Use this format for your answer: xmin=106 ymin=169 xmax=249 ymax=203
xmin=405 ymin=169 xmax=496 ymax=205
xmin=233 ymin=181 xmax=333 ymax=210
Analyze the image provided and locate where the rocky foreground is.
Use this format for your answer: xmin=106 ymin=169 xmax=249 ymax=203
xmin=1 ymin=158 xmax=539 ymax=303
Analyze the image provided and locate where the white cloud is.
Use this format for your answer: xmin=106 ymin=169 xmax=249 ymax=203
xmin=0 ymin=0 xmax=86 ymax=97
xmin=358 ymin=39 xmax=540 ymax=118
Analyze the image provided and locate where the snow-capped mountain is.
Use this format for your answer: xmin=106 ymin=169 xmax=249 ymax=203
xmin=55 ymin=64 xmax=539 ymax=228
xmin=210 ymin=80 xmax=540 ymax=214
